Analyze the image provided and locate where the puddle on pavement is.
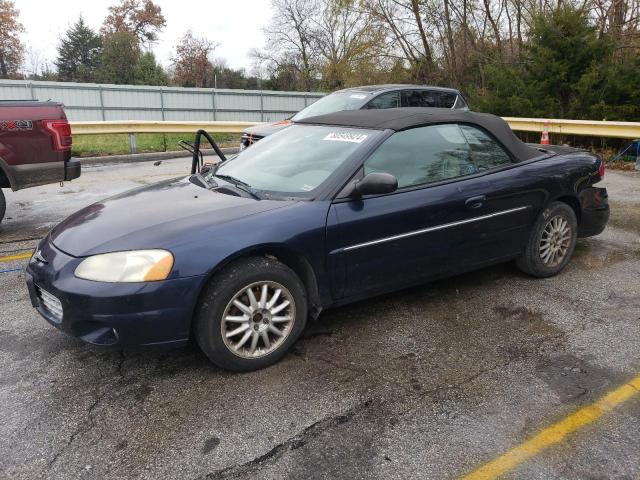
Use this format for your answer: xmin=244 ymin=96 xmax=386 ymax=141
xmin=605 ymin=291 xmax=640 ymax=310
xmin=302 ymin=267 xmax=569 ymax=409
xmin=535 ymin=353 xmax=622 ymax=408
xmin=572 ymin=238 xmax=640 ymax=269
xmin=608 ymin=202 xmax=640 ymax=235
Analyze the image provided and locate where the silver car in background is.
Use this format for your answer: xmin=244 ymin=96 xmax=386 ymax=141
xmin=240 ymin=84 xmax=469 ymax=150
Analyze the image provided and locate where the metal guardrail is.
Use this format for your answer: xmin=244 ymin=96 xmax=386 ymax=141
xmin=71 ymin=118 xmax=640 ymax=139
xmin=504 ymin=117 xmax=640 ymax=139
xmin=71 ymin=120 xmax=256 ymax=135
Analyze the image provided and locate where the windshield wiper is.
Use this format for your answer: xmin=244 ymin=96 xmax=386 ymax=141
xmin=214 ymin=174 xmax=250 ymax=187
xmin=214 ymin=174 xmax=261 ymax=199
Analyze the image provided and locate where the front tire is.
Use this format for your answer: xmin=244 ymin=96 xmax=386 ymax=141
xmin=516 ymin=201 xmax=578 ymax=278
xmin=194 ymin=256 xmax=308 ymax=372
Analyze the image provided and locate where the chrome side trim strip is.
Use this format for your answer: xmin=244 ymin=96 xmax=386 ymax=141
xmin=342 ymin=206 xmax=530 ymax=252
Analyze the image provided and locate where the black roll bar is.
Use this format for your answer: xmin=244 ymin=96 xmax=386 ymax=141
xmin=180 ymin=130 xmax=228 ymax=175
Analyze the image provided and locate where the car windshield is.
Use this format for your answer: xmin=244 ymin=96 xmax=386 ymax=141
xmin=210 ymin=125 xmax=378 ymax=196
xmin=291 ymin=91 xmax=369 ymax=121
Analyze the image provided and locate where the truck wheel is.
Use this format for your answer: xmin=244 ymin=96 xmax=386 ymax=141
xmin=0 ymin=189 xmax=5 ymax=224
xmin=516 ymin=201 xmax=578 ymax=278
xmin=194 ymin=256 xmax=308 ymax=372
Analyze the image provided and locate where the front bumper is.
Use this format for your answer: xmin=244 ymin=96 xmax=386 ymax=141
xmin=25 ymin=238 xmax=206 ymax=347
xmin=578 ymin=186 xmax=610 ymax=237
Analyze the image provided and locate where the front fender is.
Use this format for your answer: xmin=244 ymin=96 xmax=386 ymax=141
xmin=169 ymin=202 xmax=330 ymax=276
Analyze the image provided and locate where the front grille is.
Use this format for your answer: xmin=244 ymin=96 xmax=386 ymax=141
xmin=36 ymin=286 xmax=63 ymax=324
xmin=240 ymin=133 xmax=264 ymax=150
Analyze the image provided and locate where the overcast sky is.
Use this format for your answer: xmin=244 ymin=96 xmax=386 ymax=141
xmin=16 ymin=0 xmax=271 ymax=73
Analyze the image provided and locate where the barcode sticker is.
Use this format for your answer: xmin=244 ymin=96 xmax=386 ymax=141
xmin=323 ymin=132 xmax=368 ymax=143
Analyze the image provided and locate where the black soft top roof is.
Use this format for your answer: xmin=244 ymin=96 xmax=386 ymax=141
xmin=296 ymin=107 xmax=541 ymax=161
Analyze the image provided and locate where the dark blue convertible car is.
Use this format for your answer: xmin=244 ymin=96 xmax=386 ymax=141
xmin=26 ymin=108 xmax=609 ymax=371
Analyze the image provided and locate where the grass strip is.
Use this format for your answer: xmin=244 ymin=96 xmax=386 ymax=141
xmin=72 ymin=133 xmax=240 ymax=158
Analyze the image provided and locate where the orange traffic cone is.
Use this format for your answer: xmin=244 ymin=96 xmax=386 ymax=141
xmin=540 ymin=121 xmax=550 ymax=145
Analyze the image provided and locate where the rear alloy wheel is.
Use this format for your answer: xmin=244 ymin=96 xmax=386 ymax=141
xmin=539 ymin=216 xmax=571 ymax=267
xmin=0 ymin=189 xmax=5 ymax=224
xmin=516 ymin=201 xmax=578 ymax=278
xmin=194 ymin=257 xmax=307 ymax=371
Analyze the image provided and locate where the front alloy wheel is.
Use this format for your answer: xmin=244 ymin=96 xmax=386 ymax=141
xmin=221 ymin=281 xmax=295 ymax=358
xmin=194 ymin=256 xmax=307 ymax=371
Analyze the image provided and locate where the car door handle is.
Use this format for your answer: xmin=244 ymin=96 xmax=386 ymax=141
xmin=465 ymin=195 xmax=486 ymax=209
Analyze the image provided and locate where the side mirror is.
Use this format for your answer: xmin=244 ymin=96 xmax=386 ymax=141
xmin=353 ymin=172 xmax=398 ymax=197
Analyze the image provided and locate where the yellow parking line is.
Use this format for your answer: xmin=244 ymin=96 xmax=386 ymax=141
xmin=462 ymin=375 xmax=640 ymax=480
xmin=0 ymin=251 xmax=33 ymax=263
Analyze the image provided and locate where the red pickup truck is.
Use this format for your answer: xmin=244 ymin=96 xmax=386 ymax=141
xmin=0 ymin=101 xmax=81 ymax=223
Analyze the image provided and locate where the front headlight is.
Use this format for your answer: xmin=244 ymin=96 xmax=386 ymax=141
xmin=74 ymin=250 xmax=174 ymax=283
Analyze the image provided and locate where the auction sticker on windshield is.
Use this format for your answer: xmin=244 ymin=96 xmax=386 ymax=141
xmin=323 ymin=132 xmax=368 ymax=143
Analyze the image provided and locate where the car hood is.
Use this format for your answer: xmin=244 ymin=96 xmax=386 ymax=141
xmin=50 ymin=177 xmax=293 ymax=257
xmin=244 ymin=120 xmax=292 ymax=137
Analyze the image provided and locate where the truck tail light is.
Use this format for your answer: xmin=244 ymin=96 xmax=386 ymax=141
xmin=597 ymin=158 xmax=605 ymax=179
xmin=42 ymin=120 xmax=72 ymax=152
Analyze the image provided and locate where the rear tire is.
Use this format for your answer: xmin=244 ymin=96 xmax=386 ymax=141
xmin=194 ymin=256 xmax=308 ymax=372
xmin=0 ymin=189 xmax=5 ymax=224
xmin=516 ymin=201 xmax=578 ymax=278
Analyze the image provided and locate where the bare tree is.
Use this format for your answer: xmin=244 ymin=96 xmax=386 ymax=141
xmin=171 ymin=31 xmax=218 ymax=88
xmin=591 ymin=0 xmax=640 ymax=40
xmin=363 ymin=0 xmax=436 ymax=82
xmin=25 ymin=48 xmax=52 ymax=78
xmin=252 ymin=0 xmax=640 ymax=100
xmin=252 ymin=0 xmax=319 ymax=91
xmin=311 ymin=0 xmax=386 ymax=88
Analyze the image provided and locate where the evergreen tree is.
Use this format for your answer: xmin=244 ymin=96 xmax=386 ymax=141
xmin=97 ymin=31 xmax=139 ymax=84
xmin=524 ymin=7 xmax=611 ymax=119
xmin=471 ymin=6 xmax=621 ymax=121
xmin=134 ymin=51 xmax=168 ymax=85
xmin=55 ymin=17 xmax=102 ymax=82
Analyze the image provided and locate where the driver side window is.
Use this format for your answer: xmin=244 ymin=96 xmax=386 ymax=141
xmin=364 ymin=124 xmax=473 ymax=188
xmin=363 ymin=123 xmax=512 ymax=189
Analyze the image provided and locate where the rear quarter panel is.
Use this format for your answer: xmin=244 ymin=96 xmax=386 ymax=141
xmin=538 ymin=151 xmax=602 ymax=196
xmin=518 ymin=150 xmax=603 ymax=220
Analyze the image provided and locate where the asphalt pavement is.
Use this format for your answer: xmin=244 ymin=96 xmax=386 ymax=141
xmin=1 ymin=160 xmax=639 ymax=479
